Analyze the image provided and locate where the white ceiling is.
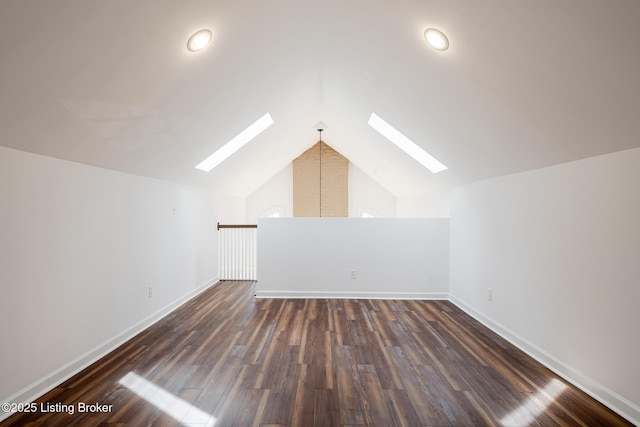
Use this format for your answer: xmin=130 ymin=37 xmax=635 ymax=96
xmin=1 ymin=1 xmax=639 ymax=197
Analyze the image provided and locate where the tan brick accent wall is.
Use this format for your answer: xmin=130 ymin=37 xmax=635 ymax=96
xmin=293 ymin=143 xmax=321 ymax=217
xmin=293 ymin=141 xmax=348 ymax=217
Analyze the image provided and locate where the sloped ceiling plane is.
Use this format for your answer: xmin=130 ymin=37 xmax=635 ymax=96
xmin=1 ymin=0 xmax=639 ymax=197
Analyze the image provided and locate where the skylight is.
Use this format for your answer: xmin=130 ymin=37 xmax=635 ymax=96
xmin=195 ymin=112 xmax=274 ymax=172
xmin=368 ymin=112 xmax=447 ymax=173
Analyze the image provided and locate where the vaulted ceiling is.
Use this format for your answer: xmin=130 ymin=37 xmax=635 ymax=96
xmin=1 ymin=1 xmax=639 ymax=197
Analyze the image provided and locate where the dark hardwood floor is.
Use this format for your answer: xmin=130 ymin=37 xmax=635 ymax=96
xmin=2 ymin=280 xmax=632 ymax=426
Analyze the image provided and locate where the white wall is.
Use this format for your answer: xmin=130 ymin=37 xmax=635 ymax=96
xmin=0 ymin=146 xmax=218 ymax=414
xmin=246 ymin=163 xmax=398 ymax=221
xmin=212 ymin=189 xmax=247 ymax=223
xmin=240 ymin=162 xmax=446 ymax=222
xmin=225 ymin=161 xmax=451 ymax=222
xmin=246 ymin=164 xmax=293 ymax=222
xmin=348 ymin=164 xmax=396 ymax=218
xmin=396 ymin=181 xmax=451 ymax=218
xmin=449 ymin=147 xmax=640 ymax=424
xmin=257 ymin=218 xmax=449 ymax=298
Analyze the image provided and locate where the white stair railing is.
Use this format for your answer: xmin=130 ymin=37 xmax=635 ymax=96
xmin=217 ymin=223 xmax=257 ymax=280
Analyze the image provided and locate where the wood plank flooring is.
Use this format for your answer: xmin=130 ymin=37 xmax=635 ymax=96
xmin=2 ymin=280 xmax=633 ymax=426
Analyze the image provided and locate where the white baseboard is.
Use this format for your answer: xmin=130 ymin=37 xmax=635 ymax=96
xmin=448 ymin=293 xmax=640 ymax=426
xmin=0 ymin=277 xmax=219 ymax=422
xmin=255 ymin=290 xmax=448 ymax=300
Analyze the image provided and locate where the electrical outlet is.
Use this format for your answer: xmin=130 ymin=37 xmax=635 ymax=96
xmin=488 ymin=288 xmax=492 ymax=302
xmin=149 ymin=285 xmax=153 ymax=298
xmin=350 ymin=270 xmax=356 ymax=279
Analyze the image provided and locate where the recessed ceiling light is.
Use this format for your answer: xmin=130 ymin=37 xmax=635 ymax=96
xmin=368 ymin=113 xmax=447 ymax=173
xmin=424 ymin=28 xmax=449 ymax=51
xmin=187 ymin=29 xmax=212 ymax=52
xmin=195 ymin=113 xmax=274 ymax=172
